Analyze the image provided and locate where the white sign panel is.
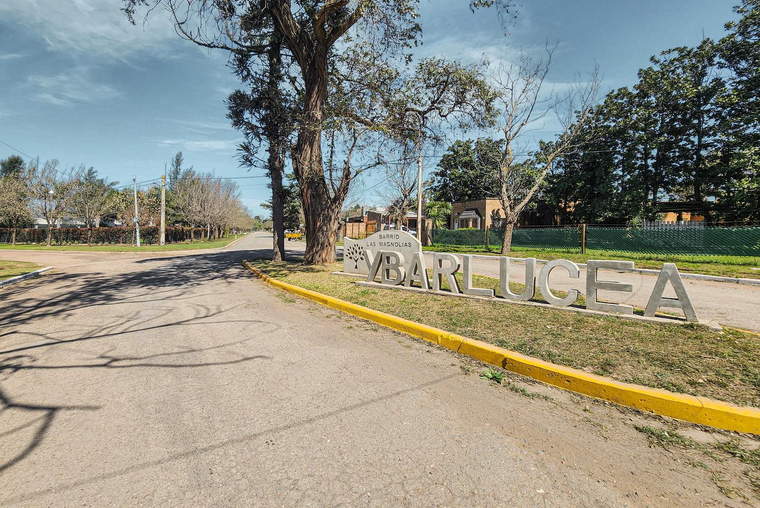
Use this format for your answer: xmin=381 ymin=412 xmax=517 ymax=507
xmin=344 ymin=231 xmax=422 ymax=276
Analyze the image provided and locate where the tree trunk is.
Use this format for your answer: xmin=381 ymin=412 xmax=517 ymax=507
xmin=270 ymin=147 xmax=286 ymax=261
xmin=11 ymin=228 xmax=16 ymax=246
xmin=46 ymin=223 xmax=52 ymax=247
xmin=190 ymin=226 xmax=194 ymax=244
xmin=87 ymin=226 xmax=93 ymax=247
xmin=265 ymin=34 xmax=286 ymax=262
xmin=294 ymin=50 xmax=342 ymax=265
xmin=501 ymin=222 xmax=515 ymax=254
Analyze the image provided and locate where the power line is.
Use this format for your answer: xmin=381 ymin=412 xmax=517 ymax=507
xmin=0 ymin=138 xmax=34 ymax=160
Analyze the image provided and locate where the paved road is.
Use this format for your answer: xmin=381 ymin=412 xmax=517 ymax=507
xmin=0 ymin=233 xmax=747 ymax=506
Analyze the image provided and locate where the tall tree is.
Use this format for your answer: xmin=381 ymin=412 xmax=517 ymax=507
xmin=0 ymin=173 xmax=31 ymax=245
xmin=383 ymin=57 xmax=497 ymax=228
xmin=27 ymin=160 xmax=83 ymax=246
xmin=71 ymin=168 xmax=117 ymax=246
xmin=720 ymin=0 xmax=760 ymax=220
xmin=227 ymin=22 xmax=295 ymax=262
xmin=168 ymin=151 xmax=190 ymax=190
xmin=429 ymin=138 xmax=501 ymax=203
xmin=486 ymin=49 xmax=600 ymax=253
xmin=123 ymin=0 xmax=514 ymax=263
xmin=0 ymin=155 xmax=25 ymax=178
xmin=380 ymin=143 xmax=417 ymax=228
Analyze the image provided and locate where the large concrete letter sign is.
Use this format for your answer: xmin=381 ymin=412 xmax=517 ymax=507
xmin=366 ymin=250 xmax=383 ymax=282
xmin=499 ymin=257 xmax=536 ymax=301
xmin=538 ymin=259 xmax=580 ymax=307
xmin=644 ymin=263 xmax=699 ymax=322
xmin=382 ymin=252 xmax=405 ymax=286
xmin=405 ymin=252 xmax=430 ymax=290
xmin=433 ymin=253 xmax=461 ymax=294
xmin=344 ymin=242 xmax=702 ymax=324
xmin=462 ymin=255 xmax=495 ymax=297
xmin=344 ymin=231 xmax=422 ymax=276
xmin=586 ymin=260 xmax=634 ymax=315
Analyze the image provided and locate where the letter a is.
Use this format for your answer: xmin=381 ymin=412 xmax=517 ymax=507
xmin=405 ymin=252 xmax=430 ymax=290
xmin=644 ymin=263 xmax=698 ymax=322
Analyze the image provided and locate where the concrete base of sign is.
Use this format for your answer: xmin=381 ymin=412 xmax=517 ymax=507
xmin=330 ymin=271 xmax=366 ymax=278
xmin=353 ymin=279 xmax=721 ymax=330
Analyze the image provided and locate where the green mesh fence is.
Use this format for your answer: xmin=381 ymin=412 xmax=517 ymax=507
xmin=587 ymin=226 xmax=760 ymax=256
xmin=432 ymin=227 xmax=580 ymax=251
xmin=431 ymin=225 xmax=760 ymax=256
xmin=431 ymin=228 xmax=488 ymax=246
xmin=491 ymin=227 xmax=579 ymax=251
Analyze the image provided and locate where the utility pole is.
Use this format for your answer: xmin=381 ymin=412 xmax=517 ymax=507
xmin=160 ymin=162 xmax=167 ymax=246
xmin=133 ymin=176 xmax=141 ymax=247
xmin=416 ymin=125 xmax=424 ymax=241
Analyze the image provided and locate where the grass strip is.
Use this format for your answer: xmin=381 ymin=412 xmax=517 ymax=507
xmin=0 ymin=260 xmax=43 ymax=281
xmin=0 ymin=236 xmax=240 ymax=252
xmin=251 ymin=259 xmax=760 ymax=408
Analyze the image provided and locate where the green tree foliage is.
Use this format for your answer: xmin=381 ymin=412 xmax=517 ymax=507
xmin=429 ymin=139 xmax=501 ymax=203
xmin=71 ymin=168 xmax=117 ymax=246
xmin=122 ymin=0 xmax=514 ymax=264
xmin=0 ymin=155 xmax=25 ymax=178
xmin=0 ymin=166 xmax=32 ymax=244
xmin=263 ymin=178 xmax=302 ymax=231
xmin=425 ymin=201 xmax=451 ymax=230
xmin=720 ymin=0 xmax=760 ymax=220
xmin=540 ymin=2 xmax=760 ymax=224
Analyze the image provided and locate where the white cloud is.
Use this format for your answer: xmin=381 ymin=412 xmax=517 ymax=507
xmin=160 ymin=138 xmax=241 ymax=152
xmin=0 ymin=53 xmax=24 ymax=60
xmin=28 ymin=68 xmax=122 ymax=106
xmin=0 ymin=0 xmax=178 ymax=60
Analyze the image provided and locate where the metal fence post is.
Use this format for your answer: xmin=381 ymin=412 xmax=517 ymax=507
xmin=580 ymin=224 xmax=587 ymax=254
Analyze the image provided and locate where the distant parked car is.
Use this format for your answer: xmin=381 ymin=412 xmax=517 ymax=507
xmin=286 ymin=230 xmax=304 ymax=241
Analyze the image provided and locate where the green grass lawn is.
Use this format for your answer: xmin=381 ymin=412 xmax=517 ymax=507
xmin=0 ymin=235 xmax=240 ymax=253
xmin=423 ymin=244 xmax=760 ymax=279
xmin=0 ymin=260 xmax=43 ymax=280
xmin=251 ymin=259 xmax=760 ymax=408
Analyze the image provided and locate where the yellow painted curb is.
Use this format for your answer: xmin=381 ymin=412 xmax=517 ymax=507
xmin=243 ymin=261 xmax=760 ymax=435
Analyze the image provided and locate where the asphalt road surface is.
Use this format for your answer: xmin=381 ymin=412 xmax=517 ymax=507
xmin=0 ymin=233 xmax=750 ymax=506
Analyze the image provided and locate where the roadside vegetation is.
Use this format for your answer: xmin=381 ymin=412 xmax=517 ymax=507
xmin=0 ymin=153 xmax=258 ymax=248
xmin=0 ymin=260 xmax=42 ymax=280
xmin=0 ymin=236 xmax=240 ymax=253
xmin=423 ymin=245 xmax=760 ymax=279
xmin=250 ymin=259 xmax=760 ymax=408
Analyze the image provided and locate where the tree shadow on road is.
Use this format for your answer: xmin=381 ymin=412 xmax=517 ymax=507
xmin=0 ymin=245 xmax=284 ymax=477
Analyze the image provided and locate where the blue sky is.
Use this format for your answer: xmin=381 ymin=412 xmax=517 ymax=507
xmin=0 ymin=0 xmax=739 ymax=217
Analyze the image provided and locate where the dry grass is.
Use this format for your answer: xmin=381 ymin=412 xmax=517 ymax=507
xmin=251 ymin=259 xmax=760 ymax=408
xmin=0 ymin=260 xmax=42 ymax=280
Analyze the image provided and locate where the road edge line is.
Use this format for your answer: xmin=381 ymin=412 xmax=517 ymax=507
xmin=242 ymin=260 xmax=760 ymax=435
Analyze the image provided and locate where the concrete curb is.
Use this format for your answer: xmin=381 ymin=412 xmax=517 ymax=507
xmin=0 ymin=266 xmax=53 ymax=288
xmin=423 ymin=250 xmax=760 ymax=287
xmin=243 ymin=260 xmax=760 ymax=435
